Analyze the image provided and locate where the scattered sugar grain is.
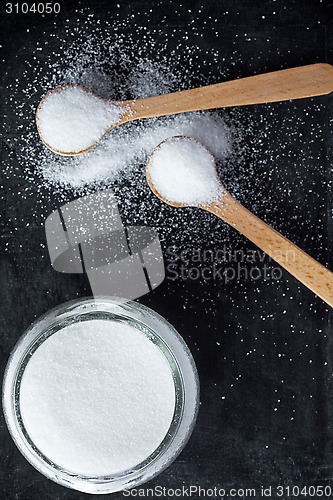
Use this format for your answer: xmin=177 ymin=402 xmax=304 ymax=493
xmin=38 ymin=113 xmax=232 ymax=189
xmin=37 ymin=86 xmax=125 ymax=153
xmin=19 ymin=319 xmax=176 ymax=477
xmin=148 ymin=137 xmax=222 ymax=206
xmin=4 ymin=14 xmax=242 ymax=249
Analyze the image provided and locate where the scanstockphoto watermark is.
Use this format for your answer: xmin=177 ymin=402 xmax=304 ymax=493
xmin=165 ymin=245 xmax=296 ymax=283
xmin=123 ymin=485 xmax=257 ymax=497
xmin=123 ymin=485 xmax=333 ymax=498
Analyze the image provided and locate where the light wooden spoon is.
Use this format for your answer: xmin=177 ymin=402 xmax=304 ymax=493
xmin=146 ymin=137 xmax=333 ymax=307
xmin=37 ymin=63 xmax=333 ymax=156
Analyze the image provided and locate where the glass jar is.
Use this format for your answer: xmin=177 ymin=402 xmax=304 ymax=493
xmin=2 ymin=297 xmax=199 ymax=494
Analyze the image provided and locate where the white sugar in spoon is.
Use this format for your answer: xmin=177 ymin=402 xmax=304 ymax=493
xmin=36 ymin=64 xmax=333 ymax=156
xmin=146 ymin=136 xmax=333 ymax=307
xmin=36 ymin=85 xmax=127 ymax=156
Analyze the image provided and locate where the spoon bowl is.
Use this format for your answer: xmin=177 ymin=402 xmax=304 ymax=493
xmin=146 ymin=136 xmax=226 ymax=210
xmin=146 ymin=136 xmax=226 ymax=209
xmin=36 ymin=84 xmax=132 ymax=156
xmin=36 ymin=64 xmax=333 ymax=155
xmin=146 ymin=137 xmax=333 ymax=308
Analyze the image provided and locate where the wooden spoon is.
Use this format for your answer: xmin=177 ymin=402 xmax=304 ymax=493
xmin=146 ymin=137 xmax=333 ymax=308
xmin=37 ymin=63 xmax=333 ymax=156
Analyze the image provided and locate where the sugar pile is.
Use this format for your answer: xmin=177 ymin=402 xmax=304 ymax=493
xmin=148 ymin=137 xmax=222 ymax=206
xmin=3 ymin=10 xmax=263 ymax=280
xmin=37 ymin=86 xmax=126 ymax=154
xmin=3 ymin=15 xmax=236 ymax=194
xmin=38 ymin=112 xmax=232 ymax=190
xmin=19 ymin=319 xmax=176 ymax=476
xmin=3 ymin=12 xmax=255 ymax=305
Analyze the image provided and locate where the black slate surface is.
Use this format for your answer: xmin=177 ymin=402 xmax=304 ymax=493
xmin=1 ymin=1 xmax=333 ymax=499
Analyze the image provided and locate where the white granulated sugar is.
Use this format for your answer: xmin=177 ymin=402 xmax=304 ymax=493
xmin=19 ymin=319 xmax=176 ymax=477
xmin=148 ymin=138 xmax=222 ymax=206
xmin=7 ymin=16 xmax=236 ymax=199
xmin=38 ymin=112 xmax=232 ymax=189
xmin=37 ymin=86 xmax=125 ymax=153
xmin=5 ymin=13 xmax=243 ymax=249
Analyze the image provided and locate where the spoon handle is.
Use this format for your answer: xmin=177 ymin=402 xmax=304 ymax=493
xmin=127 ymin=64 xmax=333 ymax=119
xmin=206 ymin=192 xmax=333 ymax=307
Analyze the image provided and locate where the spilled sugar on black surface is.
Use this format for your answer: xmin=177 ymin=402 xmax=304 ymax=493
xmin=1 ymin=0 xmax=333 ymax=498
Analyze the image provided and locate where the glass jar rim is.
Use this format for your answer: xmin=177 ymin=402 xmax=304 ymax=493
xmin=3 ymin=297 xmax=200 ymax=494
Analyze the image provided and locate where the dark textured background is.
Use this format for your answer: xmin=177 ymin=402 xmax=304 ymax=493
xmin=1 ymin=1 xmax=333 ymax=499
